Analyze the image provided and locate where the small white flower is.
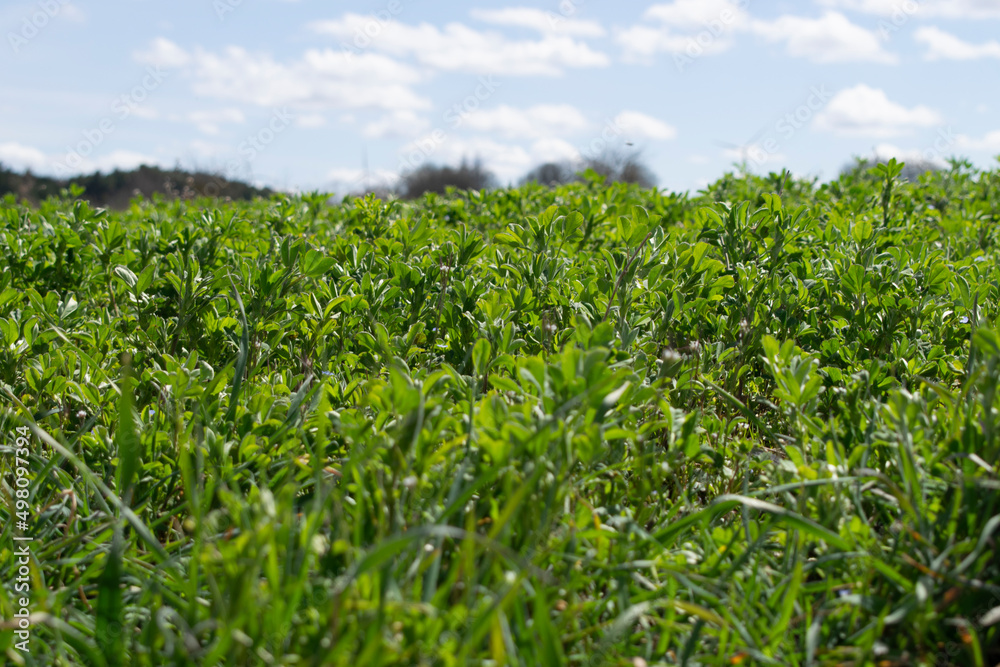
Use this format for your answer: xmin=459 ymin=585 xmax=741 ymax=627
xmin=661 ymin=349 xmax=682 ymax=363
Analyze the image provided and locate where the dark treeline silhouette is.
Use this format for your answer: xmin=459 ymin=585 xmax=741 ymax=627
xmin=3 ymin=152 xmax=959 ymax=209
xmin=0 ymin=163 xmax=272 ymax=208
xmin=4 ymin=152 xmax=662 ymax=207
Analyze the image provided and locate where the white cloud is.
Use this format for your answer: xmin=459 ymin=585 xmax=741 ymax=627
xmin=132 ymin=106 xmax=160 ymax=121
xmin=818 ymin=0 xmax=1000 ymax=19
xmin=363 ymin=111 xmax=431 ymax=139
xmin=914 ymin=26 xmax=1000 ymax=60
xmin=956 ymin=131 xmax=1000 ymax=152
xmin=812 ymin=84 xmax=943 ymax=136
xmin=188 ymin=108 xmax=245 ymax=135
xmin=871 ymin=142 xmax=947 ymax=167
xmin=310 ymin=14 xmax=609 ymax=75
xmin=87 ymin=150 xmax=163 ymax=173
xmin=134 ymin=37 xmax=192 ymax=68
xmin=327 ymin=167 xmax=400 ymax=191
xmin=51 ymin=150 xmax=163 ymax=175
xmin=0 ymin=142 xmax=163 ymax=176
xmin=0 ymin=1 xmax=87 ymax=27
xmin=134 ymin=38 xmax=429 ymax=113
xmin=644 ymin=0 xmax=749 ymax=30
xmin=616 ymin=4 xmax=895 ymax=63
xmin=816 ymin=0 xmax=919 ymax=14
xmin=0 ymin=142 xmax=48 ymax=172
xmin=469 ymin=7 xmax=606 ymax=37
xmin=530 ymin=138 xmax=582 ymax=163
xmin=616 ymin=0 xmax=749 ymax=58
xmin=615 ymin=25 xmax=702 ymax=58
xmin=327 ymin=167 xmax=365 ymax=182
xmin=296 ymin=114 xmax=326 ymax=128
xmin=187 ymin=140 xmax=230 ymax=158
xmin=613 ymin=111 xmax=677 ymax=140
xmin=194 ymin=45 xmax=427 ymax=110
xmin=750 ymin=11 xmax=897 ymax=63
xmin=722 ymin=144 xmax=788 ymax=166
xmin=401 ymin=135 xmax=532 ymax=182
xmin=458 ymin=104 xmax=590 ymax=139
xmin=60 ymin=3 xmax=85 ymax=23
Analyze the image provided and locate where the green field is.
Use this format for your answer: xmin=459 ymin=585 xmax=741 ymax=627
xmin=2 ymin=162 xmax=1000 ymax=666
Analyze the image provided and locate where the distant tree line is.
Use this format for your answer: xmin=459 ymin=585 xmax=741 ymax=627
xmin=386 ymin=153 xmax=947 ymax=199
xmin=0 ymin=151 xmax=948 ymax=209
xmin=389 ymin=150 xmax=659 ymax=200
xmin=0 ymin=163 xmax=272 ymax=208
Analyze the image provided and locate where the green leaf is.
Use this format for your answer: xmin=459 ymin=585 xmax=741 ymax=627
xmin=112 ymin=265 xmax=138 ymax=289
xmin=616 ymin=215 xmax=632 ymax=244
xmin=973 ymin=328 xmax=1000 ymax=357
xmin=532 ymin=589 xmax=565 ymax=665
xmin=842 ymin=263 xmax=866 ymax=295
xmin=767 ymin=561 xmax=802 ymax=644
xmin=629 ymin=205 xmax=651 ymax=245
xmin=472 ymin=338 xmax=492 ymax=378
xmin=135 ymin=265 xmax=156 ymax=293
xmin=713 ymin=495 xmax=852 ymax=551
xmin=852 ymin=217 xmax=873 ymax=244
xmin=225 ymin=276 xmax=250 ymax=424
xmin=96 ymin=524 xmax=125 ymax=666
xmin=564 ymin=211 xmax=584 ymax=241
xmin=301 ymin=249 xmax=338 ymax=278
xmin=762 ymin=335 xmax=780 ymax=360
xmin=115 ymin=360 xmax=141 ymax=500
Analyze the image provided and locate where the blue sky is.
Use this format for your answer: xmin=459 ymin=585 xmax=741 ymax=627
xmin=2 ymin=0 xmax=999 ymax=194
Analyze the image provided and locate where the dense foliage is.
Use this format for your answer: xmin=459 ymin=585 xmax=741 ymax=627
xmin=1 ymin=161 xmax=999 ymax=666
